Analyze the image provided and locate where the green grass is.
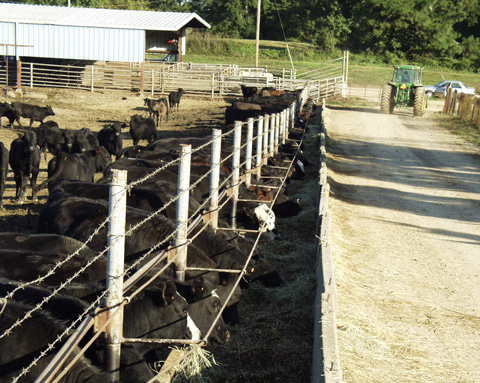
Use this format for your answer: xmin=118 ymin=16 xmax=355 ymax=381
xmin=434 ymin=113 xmax=480 ymax=147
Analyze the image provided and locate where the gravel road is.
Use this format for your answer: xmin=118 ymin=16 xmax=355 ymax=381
xmin=325 ymin=100 xmax=480 ymax=382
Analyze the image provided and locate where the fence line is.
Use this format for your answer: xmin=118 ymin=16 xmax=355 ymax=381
xmin=7 ymin=85 xmax=311 ymax=382
xmin=443 ymin=89 xmax=480 ymax=128
xmin=0 ymin=55 xmax=347 ymax=100
xmin=312 ymin=100 xmax=342 ymax=383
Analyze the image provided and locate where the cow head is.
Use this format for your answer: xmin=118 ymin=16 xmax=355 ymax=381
xmin=45 ymin=105 xmax=55 ymax=117
xmin=253 ymin=204 xmax=281 ymax=240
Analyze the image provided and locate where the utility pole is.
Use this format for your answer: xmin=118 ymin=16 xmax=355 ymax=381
xmin=255 ymin=0 xmax=261 ymax=68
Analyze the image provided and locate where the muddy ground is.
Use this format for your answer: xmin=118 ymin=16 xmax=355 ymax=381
xmin=0 ymin=88 xmax=320 ymax=382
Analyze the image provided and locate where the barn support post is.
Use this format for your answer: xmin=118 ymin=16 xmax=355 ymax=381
xmin=245 ymin=118 xmax=254 ymax=187
xmin=256 ymin=116 xmax=264 ymax=180
xmin=173 ymin=144 xmax=191 ymax=282
xmin=16 ymin=59 xmax=22 ymax=90
xmin=230 ymin=121 xmax=242 ymax=229
xmin=269 ymin=113 xmax=275 ymax=157
xmin=105 ymin=169 xmax=128 ymax=382
xmin=263 ymin=114 xmax=270 ymax=165
xmin=208 ymin=129 xmax=222 ymax=232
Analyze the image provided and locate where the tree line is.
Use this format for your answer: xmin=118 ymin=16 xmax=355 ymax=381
xmin=11 ymin=0 xmax=480 ymax=71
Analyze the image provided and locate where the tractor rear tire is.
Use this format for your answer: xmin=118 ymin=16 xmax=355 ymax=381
xmin=414 ymin=87 xmax=426 ymax=117
xmin=381 ymin=84 xmax=394 ymax=114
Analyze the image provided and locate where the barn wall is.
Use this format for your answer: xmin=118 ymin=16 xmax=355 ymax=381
xmin=0 ymin=22 xmax=145 ymax=62
xmin=0 ymin=22 xmax=16 ymax=55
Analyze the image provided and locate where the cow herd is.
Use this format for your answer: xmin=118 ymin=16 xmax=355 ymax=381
xmin=0 ymin=86 xmax=311 ymax=382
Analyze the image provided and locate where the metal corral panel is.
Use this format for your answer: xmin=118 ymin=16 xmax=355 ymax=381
xmin=13 ymin=23 xmax=145 ymax=62
xmin=0 ymin=3 xmax=210 ymax=31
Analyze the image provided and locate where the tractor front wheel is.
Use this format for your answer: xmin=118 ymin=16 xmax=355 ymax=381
xmin=413 ymin=87 xmax=426 ymax=117
xmin=381 ymin=84 xmax=394 ymax=114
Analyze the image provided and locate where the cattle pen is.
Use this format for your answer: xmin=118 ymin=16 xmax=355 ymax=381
xmin=0 ymin=84 xmax=345 ymax=382
xmin=0 ymin=52 xmax=347 ymax=381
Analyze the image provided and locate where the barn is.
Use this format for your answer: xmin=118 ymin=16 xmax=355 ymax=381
xmin=0 ymin=2 xmax=211 ymax=64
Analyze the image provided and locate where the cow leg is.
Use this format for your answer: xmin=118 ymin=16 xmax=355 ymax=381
xmin=31 ymin=170 xmax=39 ymax=202
xmin=29 ymin=119 xmax=34 ymax=130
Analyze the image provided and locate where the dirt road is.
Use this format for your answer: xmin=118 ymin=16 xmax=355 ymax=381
xmin=325 ymin=100 xmax=480 ymax=382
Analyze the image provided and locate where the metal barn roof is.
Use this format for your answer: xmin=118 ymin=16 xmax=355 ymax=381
xmin=0 ymin=3 xmax=211 ymax=31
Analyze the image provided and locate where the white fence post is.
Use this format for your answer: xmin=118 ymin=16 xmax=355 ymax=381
xmin=174 ymin=144 xmax=191 ymax=282
xmin=209 ymin=129 xmax=222 ymax=232
xmin=245 ymin=118 xmax=254 ymax=187
xmin=269 ymin=113 xmax=275 ymax=157
xmin=263 ymin=114 xmax=270 ymax=165
xmin=105 ymin=169 xmax=128 ymax=381
xmin=230 ymin=121 xmax=242 ymax=229
xmin=256 ymin=116 xmax=264 ymax=180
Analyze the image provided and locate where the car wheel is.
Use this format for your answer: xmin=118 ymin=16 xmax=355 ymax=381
xmin=425 ymin=91 xmax=433 ymax=98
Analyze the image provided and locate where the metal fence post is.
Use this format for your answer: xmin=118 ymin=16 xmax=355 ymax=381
xmin=173 ymin=144 xmax=192 ymax=282
xmin=256 ymin=116 xmax=264 ymax=180
xmin=209 ymin=129 xmax=222 ymax=232
xmin=151 ymin=70 xmax=154 ymax=96
xmin=245 ymin=118 xmax=254 ymax=187
xmin=105 ymin=169 xmax=128 ymax=381
xmin=269 ymin=113 xmax=275 ymax=157
xmin=230 ymin=121 xmax=242 ymax=229
xmin=263 ymin=114 xmax=270 ymax=165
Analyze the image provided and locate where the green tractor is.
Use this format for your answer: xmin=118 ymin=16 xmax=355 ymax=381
xmin=381 ymin=65 xmax=427 ymax=117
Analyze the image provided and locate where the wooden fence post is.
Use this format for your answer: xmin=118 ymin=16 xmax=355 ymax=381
xmin=151 ymin=70 xmax=155 ymax=97
xmin=174 ymin=144 xmax=192 ymax=282
xmin=105 ymin=169 xmax=128 ymax=381
xmin=269 ymin=113 xmax=275 ymax=157
xmin=230 ymin=121 xmax=242 ymax=229
xmin=209 ymin=129 xmax=222 ymax=232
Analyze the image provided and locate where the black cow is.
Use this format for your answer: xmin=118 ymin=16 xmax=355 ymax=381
xmin=168 ymin=88 xmax=185 ymax=112
xmin=35 ymin=146 xmax=112 ymax=192
xmin=0 ymin=142 xmax=8 ymax=208
xmin=61 ymin=129 xmax=76 ymax=153
xmin=240 ymin=84 xmax=258 ymax=101
xmin=129 ymin=114 xmax=159 ymax=145
xmin=225 ymin=106 xmax=263 ymax=126
xmin=37 ymin=193 xmax=219 ymax=282
xmin=0 ymin=102 xmax=19 ymax=129
xmin=0 ymin=279 xmax=193 ymax=383
xmin=11 ymin=102 xmax=55 ymax=129
xmin=0 ymin=300 xmax=114 ymax=383
xmin=36 ymin=121 xmax=63 ymax=159
xmin=72 ymin=128 xmax=99 ymax=153
xmin=115 ymin=144 xmax=149 ymax=160
xmin=9 ymin=131 xmax=41 ymax=204
xmin=0 ymin=233 xmax=105 ymax=285
xmin=97 ymin=122 xmax=125 ymax=157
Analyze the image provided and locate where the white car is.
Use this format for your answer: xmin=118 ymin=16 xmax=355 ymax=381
xmin=423 ymin=80 xmax=476 ymax=98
